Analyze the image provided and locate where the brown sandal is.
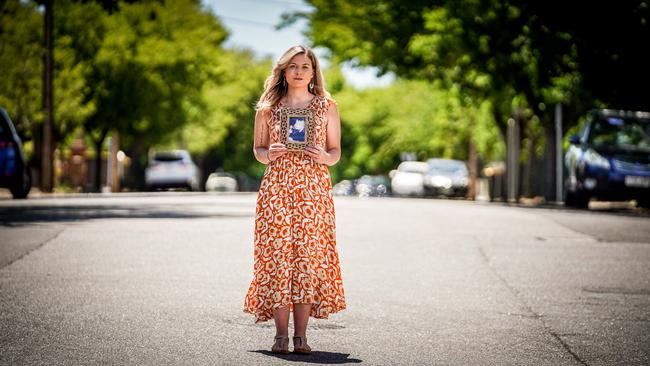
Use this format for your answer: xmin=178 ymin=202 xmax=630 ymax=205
xmin=271 ymin=336 xmax=289 ymax=354
xmin=293 ymin=335 xmax=312 ymax=355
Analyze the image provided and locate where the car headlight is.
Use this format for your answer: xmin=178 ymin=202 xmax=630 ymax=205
xmin=454 ymin=177 xmax=469 ymax=186
xmin=429 ymin=175 xmax=452 ymax=189
xmin=584 ymin=148 xmax=610 ymax=170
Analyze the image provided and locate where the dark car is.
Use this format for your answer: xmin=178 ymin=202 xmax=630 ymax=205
xmin=564 ymin=109 xmax=650 ymax=208
xmin=423 ymin=158 xmax=469 ymax=198
xmin=0 ymin=107 xmax=31 ymax=199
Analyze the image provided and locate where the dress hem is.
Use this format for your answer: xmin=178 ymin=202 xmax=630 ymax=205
xmin=243 ymin=302 xmax=347 ymax=324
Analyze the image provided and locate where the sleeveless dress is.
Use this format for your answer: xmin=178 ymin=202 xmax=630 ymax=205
xmin=243 ymin=95 xmax=347 ymax=323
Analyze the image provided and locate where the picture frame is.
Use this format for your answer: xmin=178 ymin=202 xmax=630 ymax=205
xmin=279 ymin=107 xmax=315 ymax=151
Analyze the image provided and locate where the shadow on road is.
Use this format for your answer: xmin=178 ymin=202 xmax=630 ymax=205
xmin=0 ymin=204 xmax=252 ymax=225
xmin=250 ymin=350 xmax=362 ymax=364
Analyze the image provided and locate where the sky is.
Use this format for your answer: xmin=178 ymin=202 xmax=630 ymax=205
xmin=201 ymin=0 xmax=394 ymax=89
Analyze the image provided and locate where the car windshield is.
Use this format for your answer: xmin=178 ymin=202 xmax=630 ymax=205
xmin=358 ymin=175 xmax=387 ymax=185
xmin=427 ymin=160 xmax=468 ymax=174
xmin=589 ymin=117 xmax=650 ymax=151
xmin=154 ymin=152 xmax=184 ymax=162
xmin=398 ymin=162 xmax=428 ymax=173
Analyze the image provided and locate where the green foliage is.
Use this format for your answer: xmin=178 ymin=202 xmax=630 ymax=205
xmin=0 ymin=0 xmax=273 ymax=189
xmin=181 ymin=49 xmax=271 ymax=179
xmin=0 ymin=0 xmax=43 ymax=143
xmin=330 ymin=79 xmax=503 ymax=182
xmin=87 ymin=0 xmax=229 ymax=148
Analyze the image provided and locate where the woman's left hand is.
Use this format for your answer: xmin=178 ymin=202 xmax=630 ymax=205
xmin=304 ymin=145 xmax=329 ymax=164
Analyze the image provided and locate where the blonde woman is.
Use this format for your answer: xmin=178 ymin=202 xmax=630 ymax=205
xmin=243 ymin=45 xmax=346 ymax=354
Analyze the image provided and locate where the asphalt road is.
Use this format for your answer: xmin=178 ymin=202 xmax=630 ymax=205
xmin=1 ymin=193 xmax=649 ymax=365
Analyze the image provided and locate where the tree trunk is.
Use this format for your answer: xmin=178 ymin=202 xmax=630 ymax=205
xmin=91 ymin=128 xmax=109 ymax=192
xmin=522 ymin=131 xmax=535 ymax=198
xmin=544 ymin=122 xmax=556 ymax=201
xmin=93 ymin=139 xmax=103 ymax=192
xmin=40 ymin=0 xmax=54 ymax=192
xmin=467 ymin=137 xmax=478 ymax=200
xmin=125 ymin=140 xmax=148 ymax=190
xmin=492 ymin=108 xmax=508 ymax=144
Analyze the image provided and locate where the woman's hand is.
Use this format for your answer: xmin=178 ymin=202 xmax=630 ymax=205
xmin=304 ymin=145 xmax=330 ymax=164
xmin=268 ymin=143 xmax=288 ymax=162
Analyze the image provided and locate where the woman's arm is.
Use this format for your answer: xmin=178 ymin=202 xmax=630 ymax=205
xmin=323 ymin=103 xmax=341 ymax=166
xmin=253 ymin=109 xmax=287 ymax=164
xmin=304 ymin=102 xmax=341 ymax=166
xmin=253 ymin=109 xmax=271 ymax=164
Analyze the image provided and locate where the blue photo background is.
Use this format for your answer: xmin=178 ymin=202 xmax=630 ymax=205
xmin=288 ymin=116 xmax=306 ymax=142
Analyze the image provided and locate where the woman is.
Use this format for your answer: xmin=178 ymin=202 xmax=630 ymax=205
xmin=243 ymin=45 xmax=346 ymax=355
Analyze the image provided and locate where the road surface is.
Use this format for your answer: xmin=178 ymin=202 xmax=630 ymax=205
xmin=1 ymin=193 xmax=649 ymax=365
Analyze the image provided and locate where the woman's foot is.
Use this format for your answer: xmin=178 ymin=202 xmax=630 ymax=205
xmin=293 ymin=335 xmax=312 ymax=354
xmin=271 ymin=336 xmax=289 ymax=354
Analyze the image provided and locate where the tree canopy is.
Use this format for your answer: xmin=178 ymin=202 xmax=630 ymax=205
xmin=292 ymin=0 xmax=649 ymax=126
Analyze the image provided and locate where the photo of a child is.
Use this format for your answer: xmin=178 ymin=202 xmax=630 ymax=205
xmin=288 ymin=117 xmax=306 ymax=142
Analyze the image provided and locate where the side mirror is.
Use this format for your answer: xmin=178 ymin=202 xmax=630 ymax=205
xmin=569 ymin=135 xmax=581 ymax=145
xmin=389 ymin=170 xmax=396 ymax=179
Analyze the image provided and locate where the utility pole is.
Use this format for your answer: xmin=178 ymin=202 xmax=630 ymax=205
xmin=41 ymin=0 xmax=54 ymax=192
xmin=506 ymin=117 xmax=520 ymax=203
xmin=555 ymin=104 xmax=563 ymax=203
xmin=111 ymin=131 xmax=120 ymax=193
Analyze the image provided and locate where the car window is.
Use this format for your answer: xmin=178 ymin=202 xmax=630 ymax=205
xmin=590 ymin=117 xmax=650 ymax=149
xmin=427 ymin=160 xmax=468 ymax=174
xmin=0 ymin=117 xmax=10 ymax=139
xmin=398 ymin=162 xmax=428 ymax=173
xmin=153 ymin=152 xmax=183 ymax=162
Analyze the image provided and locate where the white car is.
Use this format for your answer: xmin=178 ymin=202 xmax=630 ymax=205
xmin=205 ymin=172 xmax=238 ymax=192
xmin=424 ymin=158 xmax=469 ymax=197
xmin=145 ymin=150 xmax=200 ymax=191
xmin=390 ymin=161 xmax=428 ymax=196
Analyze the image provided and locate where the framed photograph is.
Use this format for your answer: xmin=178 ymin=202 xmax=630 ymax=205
xmin=279 ymin=107 xmax=315 ymax=151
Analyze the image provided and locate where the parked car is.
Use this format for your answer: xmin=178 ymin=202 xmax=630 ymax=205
xmin=332 ymin=179 xmax=356 ymax=196
xmin=145 ymin=150 xmax=200 ymax=191
xmin=205 ymin=171 xmax=238 ymax=192
xmin=390 ymin=161 xmax=428 ymax=197
xmin=355 ymin=174 xmax=391 ymax=197
xmin=424 ymin=158 xmax=469 ymax=198
xmin=0 ymin=107 xmax=31 ymax=199
xmin=564 ymin=109 xmax=650 ymax=208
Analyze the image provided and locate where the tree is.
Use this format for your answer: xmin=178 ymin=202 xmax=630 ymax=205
xmin=0 ymin=0 xmax=42 ymax=144
xmin=71 ymin=0 xmax=229 ymax=190
xmin=290 ymin=0 xmax=649 ymax=197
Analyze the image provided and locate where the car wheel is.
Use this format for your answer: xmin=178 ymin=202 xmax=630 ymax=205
xmin=636 ymin=197 xmax=650 ymax=209
xmin=10 ymin=167 xmax=31 ymax=199
xmin=565 ymin=189 xmax=589 ymax=209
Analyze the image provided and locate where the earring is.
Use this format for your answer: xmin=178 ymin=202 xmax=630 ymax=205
xmin=309 ymin=81 xmax=314 ymax=89
xmin=282 ymin=77 xmax=287 ymax=88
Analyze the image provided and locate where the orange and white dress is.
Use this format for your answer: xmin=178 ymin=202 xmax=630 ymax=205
xmin=243 ymin=96 xmax=346 ymax=323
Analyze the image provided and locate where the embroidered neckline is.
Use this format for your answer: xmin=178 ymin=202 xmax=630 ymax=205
xmin=278 ymin=95 xmax=320 ymax=109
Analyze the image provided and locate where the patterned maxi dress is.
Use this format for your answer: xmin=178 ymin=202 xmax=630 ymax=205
xmin=243 ymin=96 xmax=347 ymax=323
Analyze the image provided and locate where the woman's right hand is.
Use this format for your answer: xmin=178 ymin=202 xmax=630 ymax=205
xmin=268 ymin=143 xmax=288 ymax=162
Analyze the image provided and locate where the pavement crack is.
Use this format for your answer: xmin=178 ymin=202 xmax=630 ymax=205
xmin=477 ymin=245 xmax=590 ymax=366
xmin=0 ymin=227 xmax=65 ymax=270
xmin=548 ymin=330 xmax=590 ymax=366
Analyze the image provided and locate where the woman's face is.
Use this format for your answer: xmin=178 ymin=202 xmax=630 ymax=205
xmin=284 ymin=53 xmax=314 ymax=89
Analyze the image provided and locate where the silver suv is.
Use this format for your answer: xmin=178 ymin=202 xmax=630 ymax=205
xmin=145 ymin=150 xmax=200 ymax=191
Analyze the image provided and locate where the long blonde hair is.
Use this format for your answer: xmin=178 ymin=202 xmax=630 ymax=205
xmin=256 ymin=45 xmax=330 ymax=110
